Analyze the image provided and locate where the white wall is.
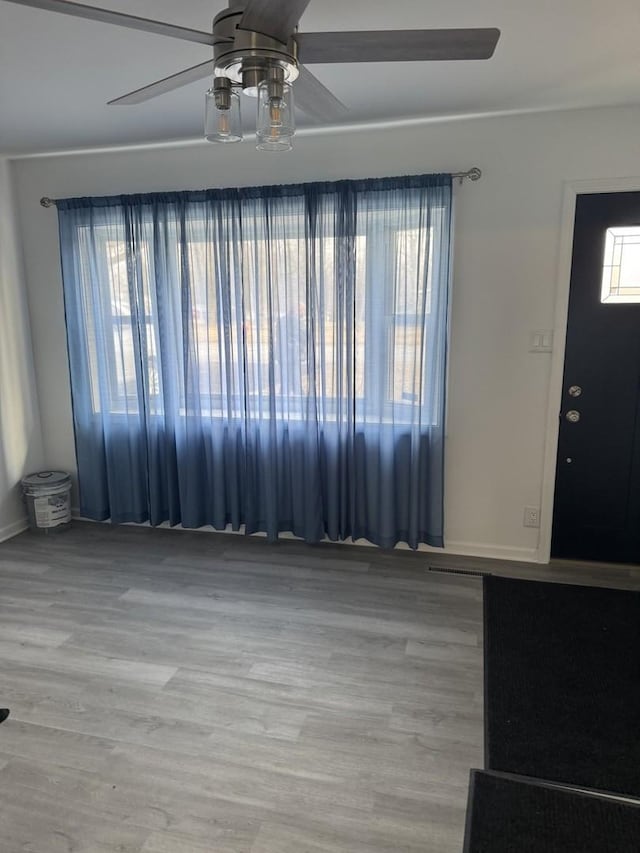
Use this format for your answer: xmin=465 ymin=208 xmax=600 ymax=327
xmin=11 ymin=105 xmax=640 ymax=561
xmin=0 ymin=158 xmax=44 ymax=540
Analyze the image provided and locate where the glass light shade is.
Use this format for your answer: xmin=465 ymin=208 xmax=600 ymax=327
xmin=204 ymin=87 xmax=242 ymax=143
xmin=256 ymin=78 xmax=294 ymax=152
xmin=256 ymin=135 xmax=293 ymax=152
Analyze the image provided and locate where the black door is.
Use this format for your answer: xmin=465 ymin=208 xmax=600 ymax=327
xmin=552 ymin=192 xmax=640 ymax=563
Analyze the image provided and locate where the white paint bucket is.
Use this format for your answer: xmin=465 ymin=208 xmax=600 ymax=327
xmin=21 ymin=471 xmax=72 ymax=533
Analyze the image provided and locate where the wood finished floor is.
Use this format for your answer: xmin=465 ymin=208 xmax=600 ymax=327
xmin=0 ymin=525 xmax=639 ymax=853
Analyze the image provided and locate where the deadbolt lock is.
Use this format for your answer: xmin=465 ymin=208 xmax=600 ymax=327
xmin=568 ymin=385 xmax=582 ymax=397
xmin=566 ymin=410 xmax=581 ymax=423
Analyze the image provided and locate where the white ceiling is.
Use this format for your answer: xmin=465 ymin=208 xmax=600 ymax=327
xmin=1 ymin=0 xmax=640 ymax=154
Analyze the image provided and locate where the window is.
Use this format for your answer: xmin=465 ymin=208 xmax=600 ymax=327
xmin=78 ymin=204 xmax=445 ymax=423
xmin=601 ymin=226 xmax=640 ymax=304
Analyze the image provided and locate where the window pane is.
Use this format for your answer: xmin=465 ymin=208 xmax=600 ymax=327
xmin=601 ymin=227 xmax=640 ymax=303
xmin=113 ymin=320 xmax=138 ymax=404
xmin=389 ymin=323 xmax=423 ymax=404
xmin=394 ymin=227 xmax=432 ymax=316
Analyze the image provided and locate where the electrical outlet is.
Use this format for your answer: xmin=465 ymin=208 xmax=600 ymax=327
xmin=523 ymin=506 xmax=541 ymax=528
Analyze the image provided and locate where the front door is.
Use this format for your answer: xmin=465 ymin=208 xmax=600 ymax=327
xmin=552 ymin=192 xmax=640 ymax=563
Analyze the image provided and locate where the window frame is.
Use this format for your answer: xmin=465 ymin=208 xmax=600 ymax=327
xmin=78 ymin=199 xmax=446 ymax=424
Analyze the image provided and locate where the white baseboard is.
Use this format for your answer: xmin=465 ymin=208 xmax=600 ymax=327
xmin=71 ymin=510 xmax=540 ymax=564
xmin=0 ymin=516 xmax=29 ymax=543
xmin=433 ymin=540 xmax=540 ymax=563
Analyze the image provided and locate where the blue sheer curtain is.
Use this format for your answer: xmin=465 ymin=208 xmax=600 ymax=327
xmin=58 ymin=174 xmax=452 ymax=548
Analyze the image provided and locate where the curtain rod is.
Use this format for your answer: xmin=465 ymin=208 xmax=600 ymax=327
xmin=39 ymin=167 xmax=481 ymax=208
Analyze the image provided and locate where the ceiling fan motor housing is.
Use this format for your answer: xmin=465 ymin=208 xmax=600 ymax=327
xmin=213 ymin=7 xmax=299 ymax=92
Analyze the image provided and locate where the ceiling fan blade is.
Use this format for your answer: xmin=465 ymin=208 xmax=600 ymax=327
xmin=294 ymin=65 xmax=349 ymax=123
xmin=296 ymin=28 xmax=501 ymax=64
xmin=3 ymin=0 xmax=221 ymax=46
xmin=108 ymin=61 xmax=214 ymax=105
xmin=238 ymin=0 xmax=311 ymax=43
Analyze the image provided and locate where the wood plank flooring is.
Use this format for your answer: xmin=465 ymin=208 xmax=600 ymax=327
xmin=0 ymin=524 xmax=638 ymax=852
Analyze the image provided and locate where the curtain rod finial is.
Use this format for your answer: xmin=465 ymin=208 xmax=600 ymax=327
xmin=40 ymin=197 xmax=55 ymax=208
xmin=451 ymin=167 xmax=482 ymax=185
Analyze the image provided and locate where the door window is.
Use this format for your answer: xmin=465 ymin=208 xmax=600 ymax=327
xmin=601 ymin=226 xmax=640 ymax=303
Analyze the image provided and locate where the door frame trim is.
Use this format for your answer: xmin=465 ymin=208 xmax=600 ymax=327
xmin=539 ymin=176 xmax=640 ymax=563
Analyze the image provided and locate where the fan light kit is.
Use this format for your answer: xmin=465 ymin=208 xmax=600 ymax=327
xmin=4 ymin=0 xmax=501 ymax=152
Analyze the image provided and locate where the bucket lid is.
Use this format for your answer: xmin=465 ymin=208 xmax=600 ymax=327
xmin=22 ymin=470 xmax=70 ymax=487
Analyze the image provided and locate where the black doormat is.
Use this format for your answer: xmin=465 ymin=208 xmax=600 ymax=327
xmin=463 ymin=770 xmax=640 ymax=853
xmin=484 ymin=575 xmax=640 ymax=796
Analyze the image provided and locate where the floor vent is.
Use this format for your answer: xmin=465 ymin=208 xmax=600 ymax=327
xmin=428 ymin=566 xmax=490 ymax=578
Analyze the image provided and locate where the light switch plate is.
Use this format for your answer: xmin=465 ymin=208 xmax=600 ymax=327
xmin=529 ymin=330 xmax=554 ymax=353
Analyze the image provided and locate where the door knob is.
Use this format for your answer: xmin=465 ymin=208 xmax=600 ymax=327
xmin=566 ymin=410 xmax=581 ymax=423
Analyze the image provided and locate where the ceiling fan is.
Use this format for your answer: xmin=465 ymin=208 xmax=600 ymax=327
xmin=5 ymin=0 xmax=500 ymax=150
